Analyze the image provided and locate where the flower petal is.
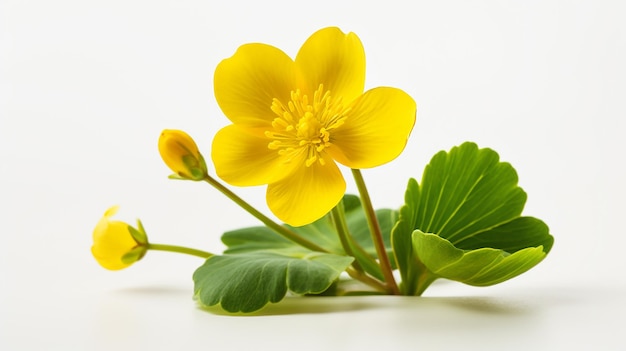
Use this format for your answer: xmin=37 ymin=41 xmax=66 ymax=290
xmin=92 ymin=221 xmax=137 ymax=270
xmin=212 ymin=124 xmax=297 ymax=186
xmin=103 ymin=205 xmax=119 ymax=219
xmin=266 ymin=154 xmax=346 ymax=227
xmin=295 ymin=27 xmax=365 ymax=104
xmin=328 ymin=87 xmax=417 ymax=169
xmin=214 ymin=43 xmax=297 ymax=126
xmin=91 ymin=248 xmax=130 ymax=270
xmin=158 ymin=129 xmax=206 ymax=180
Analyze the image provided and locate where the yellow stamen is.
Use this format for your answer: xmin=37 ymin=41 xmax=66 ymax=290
xmin=265 ymin=84 xmax=349 ymax=166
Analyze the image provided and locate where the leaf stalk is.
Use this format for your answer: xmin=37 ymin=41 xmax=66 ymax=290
xmin=203 ymin=175 xmax=328 ymax=253
xmin=351 ymin=169 xmax=400 ymax=295
xmin=148 ymin=243 xmax=213 ymax=258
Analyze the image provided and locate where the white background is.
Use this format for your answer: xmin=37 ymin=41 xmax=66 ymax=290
xmin=2 ymin=0 xmax=625 ymax=349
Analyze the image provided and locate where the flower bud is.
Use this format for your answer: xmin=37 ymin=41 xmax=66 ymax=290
xmin=91 ymin=206 xmax=148 ymax=270
xmin=158 ymin=129 xmax=208 ymax=180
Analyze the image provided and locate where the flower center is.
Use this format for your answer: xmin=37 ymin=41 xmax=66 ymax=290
xmin=265 ymin=84 xmax=349 ymax=167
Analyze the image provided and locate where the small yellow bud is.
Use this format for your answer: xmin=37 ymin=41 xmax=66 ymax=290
xmin=91 ymin=206 xmax=148 ymax=270
xmin=158 ymin=129 xmax=208 ymax=180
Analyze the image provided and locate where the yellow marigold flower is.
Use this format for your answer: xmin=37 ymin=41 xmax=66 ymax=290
xmin=91 ymin=206 xmax=148 ymax=270
xmin=211 ymin=27 xmax=417 ymax=226
xmin=158 ymin=129 xmax=208 ymax=180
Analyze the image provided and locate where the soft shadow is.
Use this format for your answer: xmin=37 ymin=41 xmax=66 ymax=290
xmin=109 ymin=284 xmax=542 ymax=317
xmin=197 ymin=296 xmax=380 ymax=316
xmin=428 ymin=296 xmax=532 ymax=315
xmin=197 ymin=294 xmax=535 ymax=317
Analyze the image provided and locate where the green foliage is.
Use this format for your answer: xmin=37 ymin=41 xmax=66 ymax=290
xmin=392 ymin=142 xmax=554 ymax=294
xmin=222 ymin=195 xmax=397 ymax=280
xmin=413 ymin=231 xmax=547 ymax=286
xmin=193 ymin=251 xmax=353 ymax=313
xmin=191 ymin=142 xmax=554 ymax=312
xmin=192 ymin=195 xmax=398 ymax=312
xmin=222 ymin=195 xmax=396 ymax=254
xmin=392 ymin=177 xmax=425 ymax=294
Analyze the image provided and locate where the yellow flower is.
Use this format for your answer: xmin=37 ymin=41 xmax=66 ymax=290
xmin=211 ymin=27 xmax=417 ymax=226
xmin=91 ymin=206 xmax=148 ymax=270
xmin=158 ymin=129 xmax=208 ymax=180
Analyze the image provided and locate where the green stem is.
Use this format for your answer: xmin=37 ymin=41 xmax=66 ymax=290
xmin=203 ymin=175 xmax=327 ymax=253
xmin=345 ymin=267 xmax=389 ymax=294
xmin=414 ymin=271 xmax=438 ymax=296
xmin=351 ymin=169 xmax=400 ymax=295
xmin=330 ymin=205 xmax=364 ymax=272
xmin=330 ymin=204 xmax=386 ymax=280
xmin=148 ymin=243 xmax=213 ymax=258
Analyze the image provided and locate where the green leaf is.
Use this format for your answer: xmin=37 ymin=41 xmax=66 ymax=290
xmin=221 ymin=226 xmax=294 ymax=254
xmin=415 ymin=142 xmax=528 ymax=244
xmin=412 ymin=142 xmax=553 ymax=252
xmin=193 ymin=251 xmax=353 ymax=313
xmin=391 ymin=178 xmax=426 ymax=294
xmin=392 ymin=142 xmax=554 ymax=293
xmin=223 ymin=195 xmax=396 ymax=255
xmin=413 ymin=231 xmax=547 ymax=286
xmin=454 ymin=216 xmax=554 ymax=253
xmin=221 ymin=194 xmax=398 ymax=280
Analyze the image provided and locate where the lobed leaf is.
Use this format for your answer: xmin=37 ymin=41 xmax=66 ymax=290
xmin=392 ymin=142 xmax=554 ymax=293
xmin=222 ymin=194 xmax=397 ymax=271
xmin=414 ymin=142 xmax=529 ymax=245
xmin=193 ymin=251 xmax=353 ymax=313
xmin=219 ymin=195 xmax=397 ymax=290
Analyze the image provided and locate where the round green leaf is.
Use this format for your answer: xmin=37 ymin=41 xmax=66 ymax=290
xmin=193 ymin=252 xmax=353 ymax=313
xmin=416 ymin=142 xmax=529 ymax=246
xmin=391 ymin=142 xmax=554 ymax=294
xmin=221 ymin=194 xmax=397 ymax=280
